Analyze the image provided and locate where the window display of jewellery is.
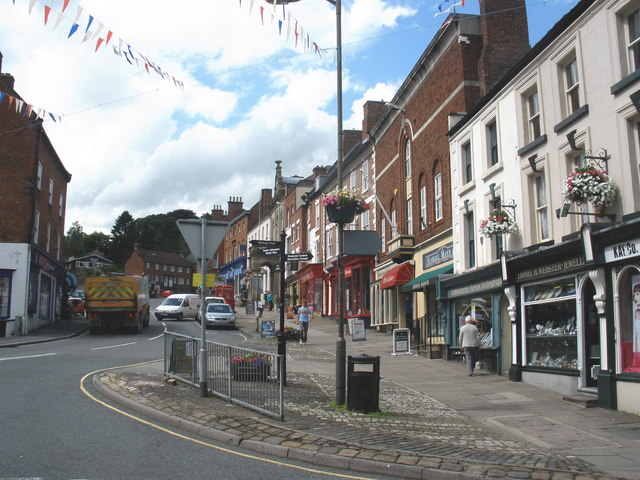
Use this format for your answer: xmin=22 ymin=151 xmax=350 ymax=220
xmin=527 ymin=316 xmax=577 ymax=336
xmin=527 ymin=336 xmax=578 ymax=369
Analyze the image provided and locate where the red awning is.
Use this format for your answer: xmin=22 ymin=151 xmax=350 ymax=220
xmin=379 ymin=262 xmax=414 ymax=290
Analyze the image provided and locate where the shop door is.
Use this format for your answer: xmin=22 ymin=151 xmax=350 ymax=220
xmin=583 ymin=282 xmax=600 ymax=388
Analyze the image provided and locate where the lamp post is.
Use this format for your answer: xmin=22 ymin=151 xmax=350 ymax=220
xmin=266 ymin=0 xmax=345 ymax=404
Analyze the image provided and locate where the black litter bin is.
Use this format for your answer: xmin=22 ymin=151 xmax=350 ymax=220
xmin=347 ymin=354 xmax=380 ymax=413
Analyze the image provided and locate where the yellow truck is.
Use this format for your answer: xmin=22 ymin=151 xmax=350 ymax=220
xmin=85 ymin=274 xmax=150 ymax=334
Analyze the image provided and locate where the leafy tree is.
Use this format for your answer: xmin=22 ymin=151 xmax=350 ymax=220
xmin=109 ymin=211 xmax=137 ymax=267
xmin=64 ymin=221 xmax=85 ymax=258
xmin=84 ymin=231 xmax=110 ymax=254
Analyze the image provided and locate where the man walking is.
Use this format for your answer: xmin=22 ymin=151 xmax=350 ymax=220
xmin=459 ymin=315 xmax=480 ymax=376
xmin=296 ymin=299 xmax=312 ymax=345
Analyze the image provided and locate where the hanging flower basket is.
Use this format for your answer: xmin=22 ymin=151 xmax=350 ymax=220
xmin=323 ymin=188 xmax=371 ymax=224
xmin=561 ymin=166 xmax=616 ymax=208
xmin=479 ymin=210 xmax=518 ymax=238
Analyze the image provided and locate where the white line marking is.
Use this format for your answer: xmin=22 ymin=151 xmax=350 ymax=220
xmin=90 ymin=342 xmax=137 ymax=351
xmin=0 ymin=352 xmax=57 ymax=361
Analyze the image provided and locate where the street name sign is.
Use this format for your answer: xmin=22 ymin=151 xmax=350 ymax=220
xmin=286 ymin=252 xmax=313 ymax=262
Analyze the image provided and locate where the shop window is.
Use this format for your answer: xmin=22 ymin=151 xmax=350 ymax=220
xmin=0 ymin=272 xmax=12 ymax=318
xmin=618 ymin=270 xmax=640 ymax=372
xmin=454 ymin=296 xmax=494 ymax=348
xmin=523 ymin=277 xmax=578 ymax=370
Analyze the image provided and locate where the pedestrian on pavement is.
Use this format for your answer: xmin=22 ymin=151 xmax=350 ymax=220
xmin=459 ymin=315 xmax=480 ymax=376
xmin=267 ymin=292 xmax=274 ymax=311
xmin=296 ymin=299 xmax=312 ymax=345
xmin=255 ymin=298 xmax=264 ymax=332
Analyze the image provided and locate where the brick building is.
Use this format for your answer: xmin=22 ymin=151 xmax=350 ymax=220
xmin=124 ymin=247 xmax=194 ymax=296
xmin=370 ymin=1 xmax=530 ymax=354
xmin=0 ymin=52 xmax=72 ymax=334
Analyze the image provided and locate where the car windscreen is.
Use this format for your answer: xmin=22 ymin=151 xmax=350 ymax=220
xmin=162 ymin=298 xmax=182 ymax=306
xmin=207 ymin=304 xmax=231 ymax=313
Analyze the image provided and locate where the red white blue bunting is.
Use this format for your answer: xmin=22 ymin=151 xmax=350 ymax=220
xmin=0 ymin=90 xmax=63 ymax=123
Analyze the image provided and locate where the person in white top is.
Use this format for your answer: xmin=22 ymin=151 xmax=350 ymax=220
xmin=458 ymin=315 xmax=481 ymax=376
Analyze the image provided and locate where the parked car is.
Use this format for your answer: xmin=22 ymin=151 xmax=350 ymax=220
xmin=205 ymin=296 xmax=226 ymax=308
xmin=205 ymin=303 xmax=236 ymax=329
xmin=68 ymin=297 xmax=85 ymax=316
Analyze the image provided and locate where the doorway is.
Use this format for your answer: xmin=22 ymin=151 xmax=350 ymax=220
xmin=583 ymin=281 xmax=600 ymax=388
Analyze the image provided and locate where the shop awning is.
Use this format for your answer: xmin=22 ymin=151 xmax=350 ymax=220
xmin=379 ymin=262 xmax=414 ymax=290
xmin=401 ymin=264 xmax=453 ymax=292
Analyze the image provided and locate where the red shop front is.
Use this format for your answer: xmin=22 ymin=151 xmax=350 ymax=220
xmin=324 ymin=255 xmax=374 ymax=318
xmin=296 ymin=263 xmax=324 ymax=313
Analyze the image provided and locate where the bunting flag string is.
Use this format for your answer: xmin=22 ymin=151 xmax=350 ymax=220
xmin=0 ymin=89 xmax=63 ymax=123
xmin=8 ymin=0 xmax=184 ymax=90
xmin=244 ymin=0 xmax=324 ymax=58
xmin=434 ymin=0 xmax=465 ymax=17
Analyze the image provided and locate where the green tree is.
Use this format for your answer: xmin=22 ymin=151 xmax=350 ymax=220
xmin=109 ymin=211 xmax=137 ymax=267
xmin=84 ymin=231 xmax=110 ymax=254
xmin=64 ymin=221 xmax=86 ymax=258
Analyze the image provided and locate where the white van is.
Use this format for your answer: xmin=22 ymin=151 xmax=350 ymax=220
xmin=155 ymin=294 xmax=201 ymax=321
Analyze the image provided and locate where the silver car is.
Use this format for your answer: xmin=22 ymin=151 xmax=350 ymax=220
xmin=205 ymin=303 xmax=236 ymax=328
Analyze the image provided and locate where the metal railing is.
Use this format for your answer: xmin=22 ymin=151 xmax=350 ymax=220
xmin=163 ymin=331 xmax=284 ymax=420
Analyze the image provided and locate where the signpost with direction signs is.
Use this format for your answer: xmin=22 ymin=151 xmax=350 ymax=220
xmin=286 ymin=252 xmax=313 ymax=262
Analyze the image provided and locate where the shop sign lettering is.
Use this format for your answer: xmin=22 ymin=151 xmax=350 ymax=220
xmin=605 ymin=238 xmax=640 ymax=263
xmin=516 ymin=256 xmax=585 ymax=281
xmin=422 ymin=243 xmax=453 ymax=270
xmin=448 ymin=278 xmax=502 ymax=297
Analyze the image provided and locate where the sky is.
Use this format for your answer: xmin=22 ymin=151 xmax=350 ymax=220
xmin=0 ymin=0 xmax=579 ymax=235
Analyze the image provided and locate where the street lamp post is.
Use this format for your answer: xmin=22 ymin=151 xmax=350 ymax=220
xmin=266 ymin=0 xmax=345 ymax=404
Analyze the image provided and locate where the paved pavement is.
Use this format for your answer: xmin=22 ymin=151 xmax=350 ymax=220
xmin=2 ymin=310 xmax=639 ymax=480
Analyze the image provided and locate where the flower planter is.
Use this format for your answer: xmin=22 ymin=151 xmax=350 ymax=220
xmin=231 ymin=364 xmax=271 ymax=382
xmin=326 ymin=204 xmax=357 ymax=224
xmin=561 ymin=166 xmax=616 ymax=207
xmin=479 ymin=210 xmax=517 ymax=238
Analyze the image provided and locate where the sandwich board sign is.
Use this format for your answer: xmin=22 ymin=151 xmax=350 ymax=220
xmin=392 ymin=328 xmax=412 ymax=355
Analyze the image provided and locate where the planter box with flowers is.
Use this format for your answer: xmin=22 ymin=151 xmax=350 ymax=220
xmin=323 ymin=188 xmax=371 ymax=224
xmin=276 ymin=326 xmax=300 ymax=341
xmin=561 ymin=165 xmax=616 ymax=209
xmin=231 ymin=352 xmax=271 ymax=382
xmin=479 ymin=210 xmax=518 ymax=238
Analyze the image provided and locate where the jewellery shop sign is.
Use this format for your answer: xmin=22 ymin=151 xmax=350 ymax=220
xmin=516 ymin=256 xmax=585 ymax=282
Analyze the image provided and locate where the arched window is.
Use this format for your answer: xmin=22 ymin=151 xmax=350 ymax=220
xmin=433 ymin=161 xmax=443 ymax=221
xmin=404 ymin=138 xmax=411 ymax=178
xmin=390 ymin=198 xmax=397 ymax=238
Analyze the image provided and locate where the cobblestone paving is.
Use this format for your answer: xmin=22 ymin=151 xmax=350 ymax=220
xmin=97 ymin=370 xmax=620 ymax=480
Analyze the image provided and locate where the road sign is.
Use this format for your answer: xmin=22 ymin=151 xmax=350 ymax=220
xmin=250 ymin=240 xmax=282 ymax=247
xmin=177 ymin=219 xmax=230 ymax=261
xmin=286 ymin=252 xmax=313 ymax=262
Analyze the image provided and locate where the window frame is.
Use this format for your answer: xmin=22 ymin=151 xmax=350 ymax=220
xmin=627 ymin=8 xmax=640 ymax=73
xmin=404 ymin=138 xmax=411 ymax=179
xmin=563 ymin=56 xmax=581 ymax=115
xmin=526 ymin=89 xmax=541 ymax=142
xmin=419 ymin=177 xmax=427 ymax=230
xmin=434 ymin=173 xmax=443 ymax=221
xmin=361 ymin=160 xmax=369 ymax=192
xmin=487 ymin=120 xmax=499 ymax=167
xmin=462 ymin=141 xmax=473 ymax=184
xmin=406 ymin=198 xmax=413 ymax=235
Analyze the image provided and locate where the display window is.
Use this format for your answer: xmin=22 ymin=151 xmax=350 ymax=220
xmin=0 ymin=272 xmax=11 ymax=318
xmin=616 ymin=268 xmax=640 ymax=373
xmin=523 ymin=277 xmax=578 ymax=369
xmin=454 ymin=295 xmax=494 ymax=347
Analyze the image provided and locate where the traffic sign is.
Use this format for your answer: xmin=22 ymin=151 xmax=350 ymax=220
xmin=286 ymin=252 xmax=313 ymax=262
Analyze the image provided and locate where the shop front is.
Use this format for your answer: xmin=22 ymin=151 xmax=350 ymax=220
xmin=324 ymin=255 xmax=374 ymax=319
xmin=502 ymin=240 xmax=598 ymax=396
xmin=582 ymin=219 xmax=640 ymax=415
xmin=296 ymin=263 xmax=323 ymax=312
xmin=439 ymin=264 xmax=502 ymax=373
xmin=401 ymin=236 xmax=453 ymax=356
xmin=371 ymin=260 xmax=414 ymax=329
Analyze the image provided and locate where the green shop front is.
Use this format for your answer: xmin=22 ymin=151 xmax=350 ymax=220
xmin=439 ymin=264 xmax=503 ymax=373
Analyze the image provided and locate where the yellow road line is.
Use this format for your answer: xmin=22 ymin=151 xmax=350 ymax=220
xmin=80 ymin=361 xmax=375 ymax=480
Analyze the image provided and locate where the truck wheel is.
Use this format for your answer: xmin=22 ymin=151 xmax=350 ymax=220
xmin=176 ymin=313 xmax=183 ymax=322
